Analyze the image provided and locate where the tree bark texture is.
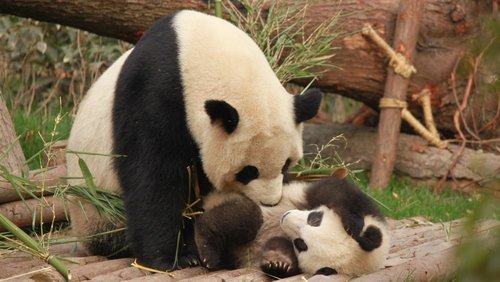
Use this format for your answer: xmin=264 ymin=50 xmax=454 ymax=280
xmin=0 ymin=0 xmax=494 ymax=136
xmin=303 ymin=124 xmax=500 ymax=192
xmin=370 ymin=0 xmax=425 ymax=189
xmin=0 ymin=196 xmax=66 ymax=232
xmin=0 ymin=164 xmax=66 ymax=204
xmin=0 ymin=96 xmax=27 ymax=176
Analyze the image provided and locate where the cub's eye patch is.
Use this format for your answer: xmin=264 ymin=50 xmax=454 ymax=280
xmin=293 ymin=238 xmax=308 ymax=252
xmin=307 ymin=211 xmax=323 ymax=227
xmin=236 ymin=165 xmax=259 ymax=185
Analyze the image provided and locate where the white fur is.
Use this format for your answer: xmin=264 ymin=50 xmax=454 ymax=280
xmin=174 ymin=10 xmax=303 ymax=205
xmin=281 ymin=206 xmax=390 ymax=276
xmin=66 ymin=49 xmax=133 ymax=238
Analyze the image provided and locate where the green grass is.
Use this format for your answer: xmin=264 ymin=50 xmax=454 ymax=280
xmin=356 ymin=173 xmax=493 ymax=222
xmin=11 ymin=106 xmax=72 ymax=170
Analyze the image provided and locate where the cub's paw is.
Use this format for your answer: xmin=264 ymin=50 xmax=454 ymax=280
xmin=261 ymin=259 xmax=296 ymax=278
xmin=260 ymin=237 xmax=299 ymax=278
xmin=177 ymin=253 xmax=201 ymax=268
xmin=197 ymin=243 xmax=222 ymax=270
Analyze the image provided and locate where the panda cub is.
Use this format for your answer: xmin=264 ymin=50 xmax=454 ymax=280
xmin=195 ymin=177 xmax=390 ymax=277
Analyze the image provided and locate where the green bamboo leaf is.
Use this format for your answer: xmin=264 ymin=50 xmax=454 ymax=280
xmin=78 ymin=158 xmax=97 ymax=198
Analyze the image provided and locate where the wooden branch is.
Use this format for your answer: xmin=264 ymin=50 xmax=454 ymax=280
xmin=0 ymin=96 xmax=27 ymax=176
xmin=369 ymin=0 xmax=426 ymax=189
xmin=0 ymin=164 xmax=67 ymax=204
xmin=0 ymin=196 xmax=66 ymax=232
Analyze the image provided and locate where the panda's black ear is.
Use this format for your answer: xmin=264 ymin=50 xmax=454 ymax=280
xmin=205 ymin=100 xmax=239 ymax=134
xmin=294 ymin=88 xmax=322 ymax=123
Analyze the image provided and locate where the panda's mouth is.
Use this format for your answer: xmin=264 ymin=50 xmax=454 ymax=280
xmin=260 ymin=201 xmax=278 ymax=207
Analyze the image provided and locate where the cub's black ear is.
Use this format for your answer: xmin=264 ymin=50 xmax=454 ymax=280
xmin=314 ymin=267 xmax=338 ymax=276
xmin=205 ymin=100 xmax=239 ymax=134
xmin=294 ymin=88 xmax=322 ymax=123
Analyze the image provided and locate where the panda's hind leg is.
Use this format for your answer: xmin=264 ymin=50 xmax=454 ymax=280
xmin=260 ymin=236 xmax=300 ymax=278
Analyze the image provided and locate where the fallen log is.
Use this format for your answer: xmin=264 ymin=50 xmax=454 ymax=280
xmin=302 ymin=123 xmax=500 ymax=191
xmin=0 ymin=0 xmax=495 ymax=137
xmin=0 ymin=196 xmax=67 ymax=232
xmin=0 ymin=164 xmax=67 ymax=204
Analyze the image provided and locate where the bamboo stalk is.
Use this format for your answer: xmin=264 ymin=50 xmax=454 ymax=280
xmin=0 ymin=212 xmax=71 ymax=281
xmin=417 ymin=89 xmax=440 ymax=139
xmin=214 ymin=0 xmax=222 ymax=18
xmin=401 ymin=109 xmax=448 ymax=149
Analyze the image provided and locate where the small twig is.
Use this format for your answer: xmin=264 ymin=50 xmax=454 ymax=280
xmin=478 ymin=99 xmax=500 ymax=133
xmin=436 ymin=59 xmax=471 ymax=192
xmin=447 ymin=137 xmax=500 ymax=144
xmin=361 ymin=24 xmax=417 ymax=78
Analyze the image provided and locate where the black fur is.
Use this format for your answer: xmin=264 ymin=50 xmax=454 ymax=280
xmin=260 ymin=236 xmax=300 ymax=278
xmin=294 ymin=89 xmax=322 ymax=123
xmin=87 ymin=222 xmax=131 ymax=259
xmin=194 ymin=195 xmax=263 ymax=270
xmin=305 ymin=177 xmax=385 ymax=250
xmin=112 ymin=12 xmax=209 ymax=270
xmin=293 ymin=238 xmax=308 ymax=252
xmin=236 ymin=165 xmax=259 ymax=185
xmin=205 ymin=100 xmax=240 ymax=134
xmin=355 ymin=225 xmax=383 ymax=251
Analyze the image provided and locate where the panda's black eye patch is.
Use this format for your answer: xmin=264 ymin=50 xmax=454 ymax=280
xmin=293 ymin=238 xmax=308 ymax=252
xmin=282 ymin=158 xmax=292 ymax=183
xmin=236 ymin=166 xmax=259 ymax=185
xmin=307 ymin=211 xmax=323 ymax=227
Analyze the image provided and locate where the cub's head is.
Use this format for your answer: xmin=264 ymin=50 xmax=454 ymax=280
xmin=280 ymin=205 xmax=388 ymax=276
xmin=201 ymin=88 xmax=321 ymax=206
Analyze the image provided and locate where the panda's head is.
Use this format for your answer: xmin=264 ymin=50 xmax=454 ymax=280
xmin=280 ymin=205 xmax=388 ymax=275
xmin=173 ymin=10 xmax=322 ymax=206
xmin=201 ymin=89 xmax=321 ymax=206
xmin=280 ymin=205 xmax=350 ymax=274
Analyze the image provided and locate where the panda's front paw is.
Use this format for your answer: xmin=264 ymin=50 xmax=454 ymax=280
xmin=197 ymin=243 xmax=222 ymax=270
xmin=260 ymin=236 xmax=299 ymax=278
xmin=177 ymin=253 xmax=201 ymax=268
xmin=261 ymin=259 xmax=297 ymax=278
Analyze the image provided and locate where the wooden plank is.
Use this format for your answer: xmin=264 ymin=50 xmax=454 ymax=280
xmin=124 ymin=267 xmax=208 ymax=282
xmin=70 ymin=258 xmax=134 ymax=280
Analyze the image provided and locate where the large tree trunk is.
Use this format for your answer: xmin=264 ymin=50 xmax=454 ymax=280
xmin=0 ymin=0 xmax=496 ymax=137
xmin=0 ymin=96 xmax=27 ymax=176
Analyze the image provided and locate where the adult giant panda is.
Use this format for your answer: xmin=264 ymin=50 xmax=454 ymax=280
xmin=66 ymin=10 xmax=322 ymax=270
xmin=195 ymin=177 xmax=390 ymax=278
